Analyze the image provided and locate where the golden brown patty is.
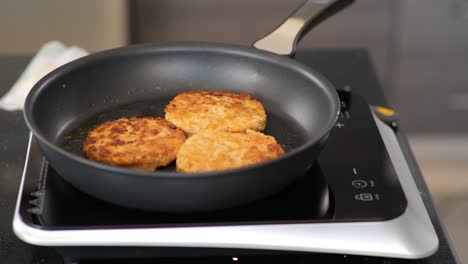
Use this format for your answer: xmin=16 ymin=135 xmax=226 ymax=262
xmin=176 ymin=130 xmax=284 ymax=173
xmin=83 ymin=117 xmax=186 ymax=172
xmin=165 ymin=90 xmax=267 ymax=136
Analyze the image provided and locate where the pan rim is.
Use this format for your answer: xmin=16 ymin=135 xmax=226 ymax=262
xmin=24 ymin=42 xmax=340 ymax=179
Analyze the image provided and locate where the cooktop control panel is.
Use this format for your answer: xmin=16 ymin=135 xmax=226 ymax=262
xmin=319 ymin=90 xmax=407 ymax=221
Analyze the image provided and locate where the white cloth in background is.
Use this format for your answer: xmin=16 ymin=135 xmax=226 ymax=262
xmin=0 ymin=41 xmax=89 ymax=111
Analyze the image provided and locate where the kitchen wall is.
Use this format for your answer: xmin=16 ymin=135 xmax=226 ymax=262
xmin=0 ymin=0 xmax=129 ymax=53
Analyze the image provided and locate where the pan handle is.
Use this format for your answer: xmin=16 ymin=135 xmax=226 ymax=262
xmin=253 ymin=0 xmax=352 ymax=57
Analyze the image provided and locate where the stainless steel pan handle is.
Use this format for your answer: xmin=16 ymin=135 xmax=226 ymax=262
xmin=253 ymin=0 xmax=349 ymax=56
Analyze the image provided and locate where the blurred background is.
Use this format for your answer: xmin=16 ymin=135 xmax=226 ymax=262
xmin=1 ymin=0 xmax=467 ymax=261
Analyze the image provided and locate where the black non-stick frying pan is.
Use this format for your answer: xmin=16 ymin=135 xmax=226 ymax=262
xmin=24 ymin=0 xmax=350 ymax=212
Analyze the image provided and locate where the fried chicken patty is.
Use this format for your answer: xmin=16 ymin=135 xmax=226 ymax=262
xmin=176 ymin=130 xmax=284 ymax=173
xmin=165 ymin=90 xmax=267 ymax=136
xmin=83 ymin=117 xmax=186 ymax=172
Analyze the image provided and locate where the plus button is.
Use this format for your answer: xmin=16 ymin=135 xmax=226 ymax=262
xmin=335 ymin=122 xmax=344 ymax=128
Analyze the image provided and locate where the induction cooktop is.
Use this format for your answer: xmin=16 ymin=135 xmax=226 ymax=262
xmin=13 ymin=91 xmax=438 ymax=262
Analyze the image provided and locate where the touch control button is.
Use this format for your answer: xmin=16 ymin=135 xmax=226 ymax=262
xmin=335 ymin=122 xmax=345 ymax=128
xmin=355 ymin=193 xmax=373 ymax=201
xmin=352 ymin=180 xmax=368 ymax=188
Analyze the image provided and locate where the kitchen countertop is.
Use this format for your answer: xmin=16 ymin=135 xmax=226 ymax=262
xmin=0 ymin=50 xmax=460 ymax=264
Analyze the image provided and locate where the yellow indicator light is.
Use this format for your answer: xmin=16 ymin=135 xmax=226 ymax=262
xmin=376 ymin=106 xmax=395 ymax=117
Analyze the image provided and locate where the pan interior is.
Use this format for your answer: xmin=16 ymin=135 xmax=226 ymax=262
xmin=60 ymin=97 xmax=309 ymax=171
xmin=28 ymin=44 xmax=338 ymax=172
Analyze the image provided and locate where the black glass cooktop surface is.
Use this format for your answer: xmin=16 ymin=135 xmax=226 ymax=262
xmin=18 ymin=91 xmax=407 ymax=229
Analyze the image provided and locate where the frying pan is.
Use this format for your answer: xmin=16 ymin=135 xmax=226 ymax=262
xmin=24 ymin=0 xmax=350 ymax=212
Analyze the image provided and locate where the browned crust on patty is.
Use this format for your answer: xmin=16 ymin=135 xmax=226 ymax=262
xmin=83 ymin=117 xmax=186 ymax=171
xmin=165 ymin=90 xmax=267 ymax=136
xmin=176 ymin=129 xmax=284 ymax=173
